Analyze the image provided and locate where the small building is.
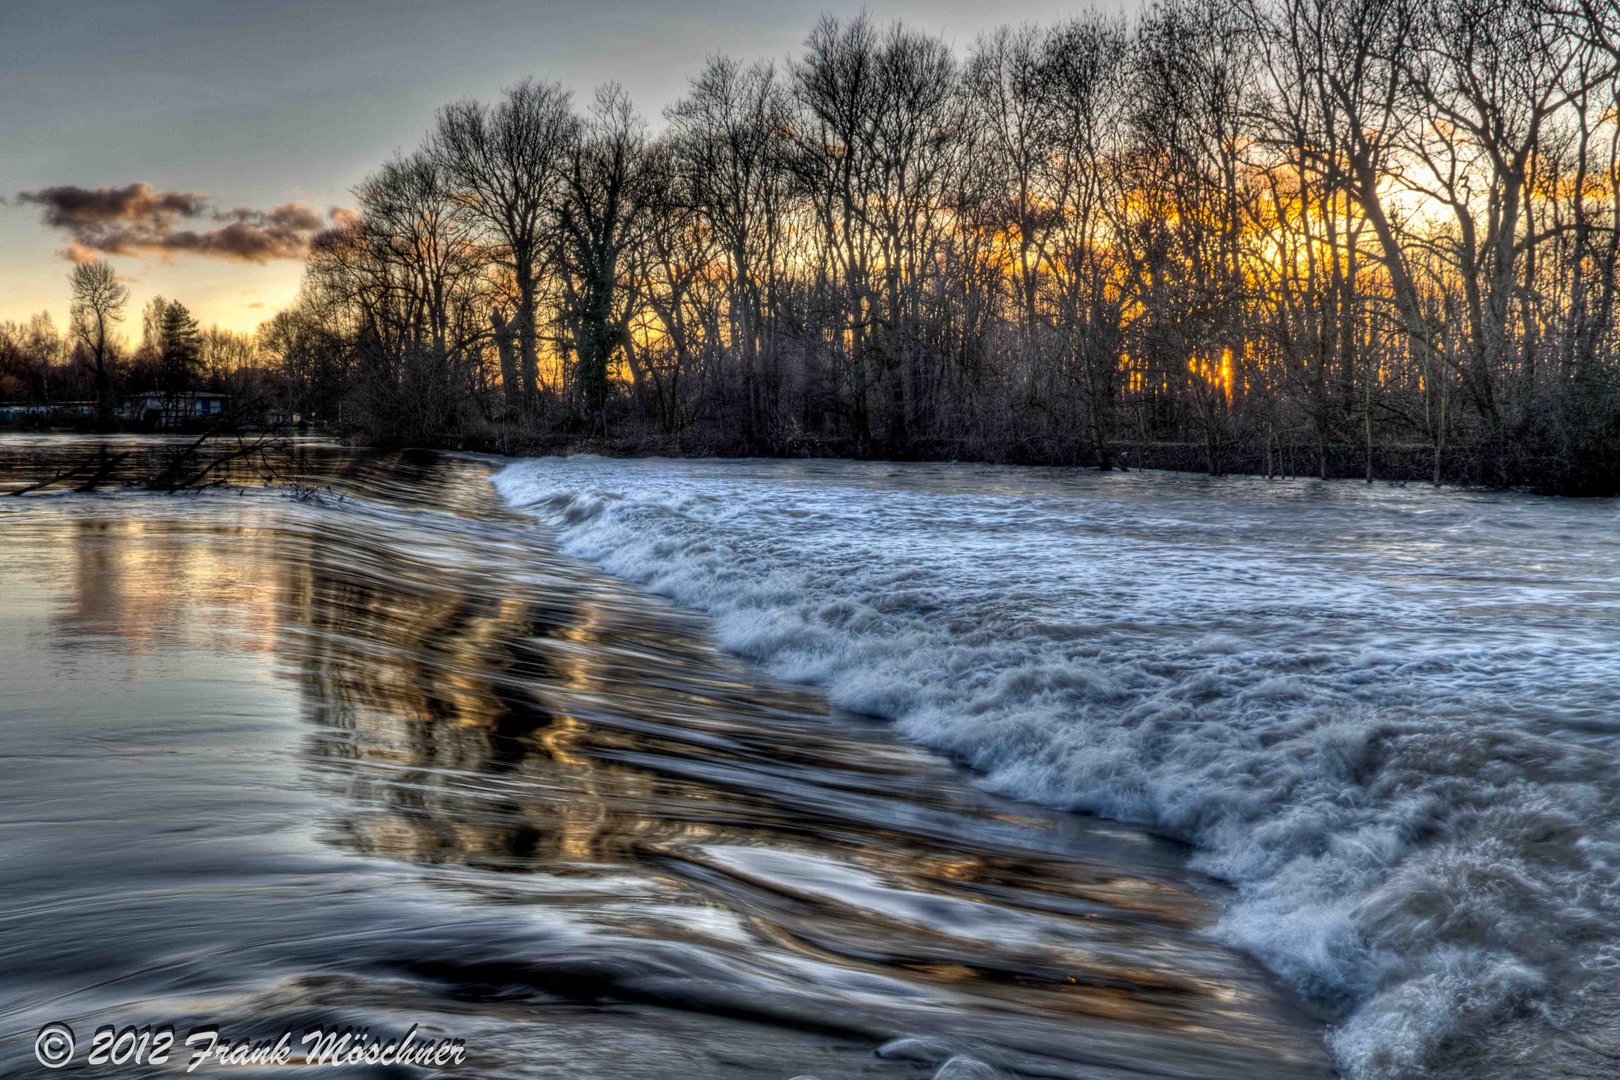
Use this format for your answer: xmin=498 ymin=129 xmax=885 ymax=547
xmin=122 ymin=392 xmax=231 ymax=428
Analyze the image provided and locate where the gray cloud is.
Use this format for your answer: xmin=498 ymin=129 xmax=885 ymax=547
xmin=17 ymin=182 xmax=342 ymax=263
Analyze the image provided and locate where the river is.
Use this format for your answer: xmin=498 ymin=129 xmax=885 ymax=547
xmin=1 ymin=436 xmax=1613 ymax=1078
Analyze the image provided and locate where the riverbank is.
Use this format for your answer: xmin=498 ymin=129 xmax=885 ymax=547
xmin=462 ymin=427 xmax=1616 ymax=496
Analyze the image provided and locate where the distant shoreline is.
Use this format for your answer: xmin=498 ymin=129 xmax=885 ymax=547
xmin=3 ymin=425 xmax=1610 ymax=496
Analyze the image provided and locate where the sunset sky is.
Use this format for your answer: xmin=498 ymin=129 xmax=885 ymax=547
xmin=2 ymin=0 xmax=1127 ymax=338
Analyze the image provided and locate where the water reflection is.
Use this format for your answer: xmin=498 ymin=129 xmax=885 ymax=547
xmin=0 ymin=438 xmax=1332 ymax=1078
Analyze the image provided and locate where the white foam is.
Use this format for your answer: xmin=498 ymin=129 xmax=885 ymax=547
xmin=494 ymin=456 xmax=1620 ymax=1078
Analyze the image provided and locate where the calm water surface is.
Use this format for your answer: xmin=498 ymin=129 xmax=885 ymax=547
xmin=0 ymin=437 xmax=1330 ymax=1079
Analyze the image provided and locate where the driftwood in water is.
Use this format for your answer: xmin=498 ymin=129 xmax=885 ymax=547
xmin=137 ymin=431 xmax=292 ymax=492
xmin=9 ymin=432 xmax=294 ymax=496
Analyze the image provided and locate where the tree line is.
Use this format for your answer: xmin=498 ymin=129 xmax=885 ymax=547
xmin=17 ymin=0 xmax=1620 ymax=492
xmin=0 ymin=261 xmax=271 ymax=426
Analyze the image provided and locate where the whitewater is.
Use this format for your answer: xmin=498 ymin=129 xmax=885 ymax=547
xmin=493 ymin=456 xmax=1619 ymax=1079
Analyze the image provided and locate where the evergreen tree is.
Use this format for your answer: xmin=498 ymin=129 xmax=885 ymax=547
xmin=159 ymin=300 xmax=202 ymax=397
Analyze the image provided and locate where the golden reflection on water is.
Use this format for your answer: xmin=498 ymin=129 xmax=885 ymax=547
xmin=49 ymin=515 xmax=286 ymax=660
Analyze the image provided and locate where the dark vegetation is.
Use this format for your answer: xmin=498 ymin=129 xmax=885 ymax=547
xmin=1 ymin=277 xmax=282 ymax=433
xmin=6 ymin=1 xmax=1618 ymax=493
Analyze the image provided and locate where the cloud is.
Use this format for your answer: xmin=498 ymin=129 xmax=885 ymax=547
xmin=17 ymin=182 xmax=348 ymax=263
xmin=20 ymin=182 xmax=207 ymax=227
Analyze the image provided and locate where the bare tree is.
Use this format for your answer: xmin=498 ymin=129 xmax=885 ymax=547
xmin=434 ymin=79 xmax=574 ymax=419
xmin=69 ymin=259 xmax=129 ymax=429
xmin=667 ymin=57 xmax=791 ymax=445
xmin=302 ymin=148 xmax=491 ymax=442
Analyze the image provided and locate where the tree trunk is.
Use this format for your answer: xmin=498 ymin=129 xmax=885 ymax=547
xmin=491 ymin=310 xmax=520 ymax=419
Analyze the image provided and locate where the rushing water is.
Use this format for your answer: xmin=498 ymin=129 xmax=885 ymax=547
xmin=0 ymin=439 xmax=1611 ymax=1079
xmin=0 ymin=437 xmax=1328 ymax=1080
xmin=490 ymin=455 xmax=1619 ymax=1080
